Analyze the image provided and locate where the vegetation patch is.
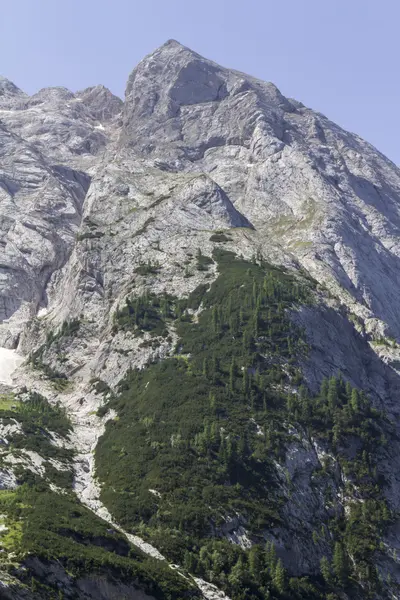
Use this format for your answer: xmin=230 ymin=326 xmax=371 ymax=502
xmin=135 ymin=260 xmax=161 ymax=276
xmin=29 ymin=319 xmax=80 ymax=389
xmin=76 ymin=230 xmax=105 ymax=241
xmin=196 ymin=248 xmax=214 ymax=271
xmin=113 ymin=292 xmax=184 ymax=338
xmin=0 ymin=392 xmax=73 ymax=466
xmin=0 ymin=482 xmax=199 ymax=600
xmin=96 ymin=250 xmax=393 ymax=599
xmin=209 ymin=232 xmax=232 ymax=242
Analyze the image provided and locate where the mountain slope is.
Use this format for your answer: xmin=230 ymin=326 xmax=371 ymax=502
xmin=1 ymin=41 xmax=400 ymax=599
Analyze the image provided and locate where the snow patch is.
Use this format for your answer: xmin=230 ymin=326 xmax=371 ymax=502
xmin=0 ymin=349 xmax=24 ymax=385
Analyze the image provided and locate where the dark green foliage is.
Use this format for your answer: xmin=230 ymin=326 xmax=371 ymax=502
xmin=135 ymin=260 xmax=160 ymax=275
xmin=43 ymin=461 xmax=74 ymax=488
xmin=0 ymin=392 xmax=73 ymax=464
xmin=95 ymin=250 xmax=391 ymax=599
xmin=96 ymin=251 xmax=321 ymax=599
xmin=90 ymin=378 xmax=113 ymax=397
xmin=76 ymin=230 xmax=104 ymax=241
xmin=29 ymin=319 xmax=80 ymax=388
xmin=17 ymin=392 xmax=72 ymax=436
xmin=196 ymin=248 xmax=214 ymax=271
xmin=114 ymin=292 xmax=180 ymax=337
xmin=0 ymin=483 xmax=199 ymax=600
xmin=209 ymin=232 xmax=232 ymax=242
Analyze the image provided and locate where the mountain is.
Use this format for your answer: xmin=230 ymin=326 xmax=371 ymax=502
xmin=0 ymin=40 xmax=400 ymax=599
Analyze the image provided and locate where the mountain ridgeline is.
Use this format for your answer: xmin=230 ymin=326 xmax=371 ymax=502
xmin=1 ymin=40 xmax=400 ymax=600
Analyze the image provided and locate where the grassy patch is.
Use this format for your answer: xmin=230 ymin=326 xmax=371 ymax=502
xmin=0 ymin=394 xmax=18 ymax=411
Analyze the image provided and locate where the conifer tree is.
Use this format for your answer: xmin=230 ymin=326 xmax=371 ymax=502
xmin=350 ymin=388 xmax=359 ymax=412
xmin=264 ymin=541 xmax=277 ymax=575
xmin=242 ymin=367 xmax=249 ymax=394
xmin=320 ymin=556 xmax=332 ymax=585
xmin=333 ymin=542 xmax=348 ymax=586
xmin=249 ymin=545 xmax=262 ymax=582
xmin=320 ymin=378 xmax=329 ymax=401
xmin=202 ymin=357 xmax=208 ymax=377
xmin=228 ymin=556 xmax=247 ymax=591
xmin=273 ymin=559 xmax=286 ymax=593
xmin=229 ymin=359 xmax=235 ymax=394
xmin=328 ymin=377 xmax=338 ymax=410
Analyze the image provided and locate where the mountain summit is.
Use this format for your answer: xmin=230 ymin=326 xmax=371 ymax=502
xmin=0 ymin=42 xmax=400 ymax=600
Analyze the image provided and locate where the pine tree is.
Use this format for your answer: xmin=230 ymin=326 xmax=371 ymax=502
xmin=184 ymin=550 xmax=196 ymax=572
xmin=273 ymin=559 xmax=286 ymax=593
xmin=264 ymin=541 xmax=277 ymax=575
xmin=211 ymin=355 xmax=219 ymax=383
xmin=212 ymin=306 xmax=218 ymax=333
xmin=320 ymin=378 xmax=329 ymax=401
xmin=209 ymin=392 xmax=216 ymax=413
xmin=202 ymin=357 xmax=208 ymax=377
xmin=345 ymin=381 xmax=352 ymax=402
xmin=327 ymin=377 xmax=338 ymax=410
xmin=320 ymin=556 xmax=332 ymax=585
xmin=286 ymin=393 xmax=295 ymax=414
xmin=242 ymin=330 xmax=249 ymax=353
xmin=333 ymin=542 xmax=348 ymax=586
xmin=254 ymin=308 xmax=259 ymax=338
xmin=242 ymin=367 xmax=249 ymax=394
xmin=229 ymin=359 xmax=235 ymax=394
xmin=228 ymin=556 xmax=247 ymax=591
xmin=238 ymin=434 xmax=247 ymax=458
xmin=350 ymin=388 xmax=359 ymax=412
xmin=249 ymin=545 xmax=262 ymax=582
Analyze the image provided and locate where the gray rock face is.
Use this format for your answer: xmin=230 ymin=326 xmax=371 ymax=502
xmin=0 ymin=123 xmax=90 ymax=346
xmin=76 ymin=85 xmax=123 ymax=122
xmin=0 ymin=83 xmax=120 ymax=164
xmin=122 ymin=39 xmax=292 ymax=164
xmin=0 ymin=76 xmax=27 ymax=108
xmin=119 ymin=40 xmax=400 ymax=345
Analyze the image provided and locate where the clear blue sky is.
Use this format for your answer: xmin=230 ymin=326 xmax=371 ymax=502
xmin=2 ymin=0 xmax=400 ymax=164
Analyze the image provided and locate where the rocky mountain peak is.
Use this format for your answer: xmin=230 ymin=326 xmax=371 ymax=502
xmin=0 ymin=75 xmax=27 ymax=108
xmin=75 ymin=84 xmax=123 ymax=121
xmin=120 ymin=40 xmax=293 ymax=163
xmin=26 ymin=85 xmax=75 ymax=107
xmin=0 ymin=75 xmax=23 ymax=93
